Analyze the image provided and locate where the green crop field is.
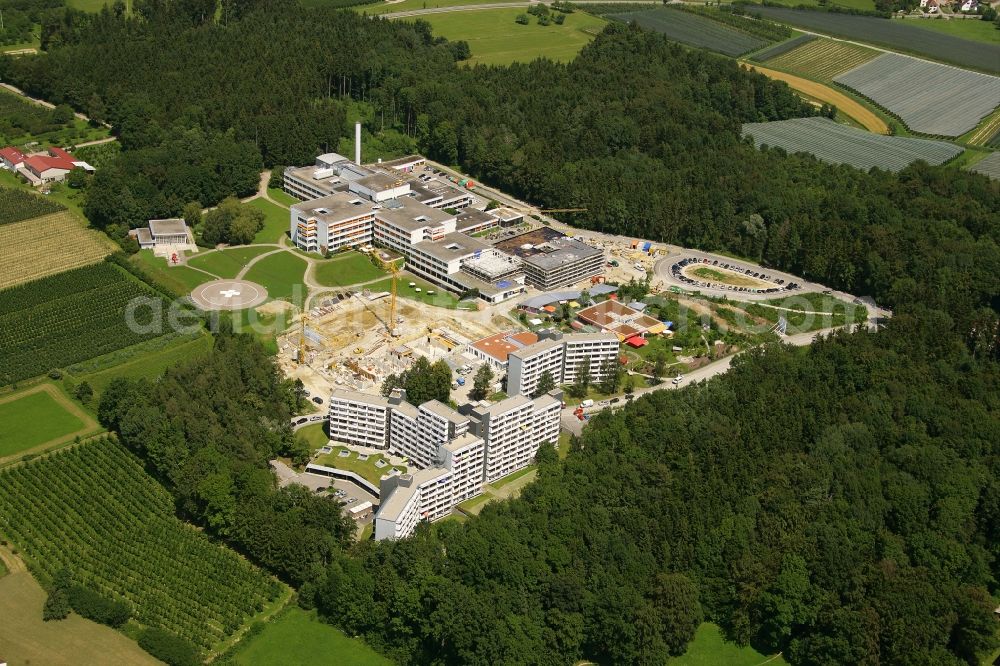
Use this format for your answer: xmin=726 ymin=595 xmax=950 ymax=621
xmin=412 ymin=8 xmax=608 ymax=66
xmin=907 ymin=16 xmax=1000 ymax=45
xmin=130 ymin=249 xmax=216 ymax=296
xmin=69 ymin=334 xmax=213 ymax=398
xmin=670 ymin=623 xmax=786 ymax=665
xmin=763 ymin=37 xmax=879 ymax=80
xmin=314 ymin=251 xmax=387 ymax=287
xmin=0 ymin=209 xmax=114 ymax=291
xmin=249 ymin=197 xmax=291 ymax=244
xmin=187 ymin=246 xmax=275 ymax=278
xmin=0 ymin=263 xmax=174 ymax=383
xmin=610 ymin=7 xmax=770 ymax=57
xmin=359 ymin=0 xmax=500 ymax=14
xmin=243 ymin=251 xmax=308 ymax=301
xmin=230 ymin=608 xmax=392 ymax=666
xmin=0 ymin=568 xmax=160 ymax=666
xmin=0 ymin=386 xmax=89 ymax=458
xmin=0 ymin=186 xmax=63 ymax=225
xmin=0 ymin=439 xmax=282 ymax=651
xmin=0 ymin=88 xmax=109 ymax=148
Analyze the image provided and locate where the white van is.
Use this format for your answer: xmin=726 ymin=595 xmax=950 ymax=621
xmin=580 ymin=399 xmax=594 ymax=408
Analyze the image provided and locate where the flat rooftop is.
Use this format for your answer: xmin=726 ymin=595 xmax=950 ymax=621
xmin=421 ymin=399 xmax=468 ymax=425
xmin=413 ymin=232 xmax=489 ymax=262
xmin=293 ymin=192 xmax=376 ymax=220
xmin=149 ymin=219 xmax=188 ymax=236
xmin=455 ymin=208 xmax=496 ymax=231
xmin=493 ymin=227 xmax=603 ymax=270
xmin=471 ymin=330 xmax=540 ymax=363
xmin=357 ymin=172 xmax=405 ymax=192
xmin=376 ymin=197 xmax=454 ymax=232
xmin=285 ymin=165 xmax=347 ymax=196
xmin=331 ymin=387 xmax=389 ymax=407
xmin=462 ymin=250 xmax=522 ymax=279
xmin=508 ymin=336 xmax=563 ymax=361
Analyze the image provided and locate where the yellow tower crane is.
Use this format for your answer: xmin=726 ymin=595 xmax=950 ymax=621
xmin=298 ymin=312 xmax=309 ymax=364
xmin=374 ymin=253 xmax=401 ymax=336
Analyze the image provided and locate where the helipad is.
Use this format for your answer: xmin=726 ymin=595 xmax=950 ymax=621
xmin=190 ymin=279 xmax=268 ymax=310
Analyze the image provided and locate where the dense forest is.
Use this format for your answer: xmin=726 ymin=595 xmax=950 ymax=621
xmin=97 ymin=333 xmax=355 ymax=586
xmin=6 ymin=3 xmax=998 ymax=664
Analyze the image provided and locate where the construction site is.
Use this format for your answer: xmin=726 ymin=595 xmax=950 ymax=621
xmin=275 ymin=279 xmax=509 ymax=402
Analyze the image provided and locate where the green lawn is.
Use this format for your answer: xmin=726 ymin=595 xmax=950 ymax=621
xmin=367 ymin=274 xmax=476 ymax=310
xmin=187 ymin=246 xmax=275 ymax=279
xmin=249 ymin=198 xmax=291 ymax=244
xmin=129 ymin=249 xmax=216 ymax=296
xmin=267 ymin=187 xmax=299 ymax=206
xmin=314 ymin=252 xmax=388 ymax=287
xmin=0 ymin=389 xmax=85 ymax=457
xmin=243 ymin=251 xmax=308 ymax=301
xmin=313 ymin=446 xmax=407 ymax=485
xmin=670 ymin=622 xmax=786 ymax=665
xmin=296 ymin=422 xmax=331 ymax=452
xmin=410 ymin=8 xmax=608 ymax=66
xmin=906 ymin=16 xmax=1000 ymax=44
xmin=66 ymin=0 xmax=113 ymax=9
xmin=750 ymin=0 xmax=874 ymax=8
xmin=557 ymin=431 xmax=572 ymax=459
xmin=72 ymin=335 xmax=213 ymax=398
xmin=490 ymin=465 xmax=536 ymax=489
xmin=231 ymin=608 xmax=391 ymax=666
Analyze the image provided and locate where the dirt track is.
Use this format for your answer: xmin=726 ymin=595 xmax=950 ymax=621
xmin=741 ymin=63 xmax=890 ymax=135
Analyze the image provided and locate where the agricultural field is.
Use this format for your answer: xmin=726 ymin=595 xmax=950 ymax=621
xmin=228 ymin=608 xmax=392 ymax=666
xmin=742 ymin=64 xmax=888 ymax=133
xmin=0 ymin=210 xmax=115 ymax=290
xmin=0 ymin=568 xmax=160 ymax=666
xmin=749 ymin=34 xmax=816 ymax=61
xmin=0 ymin=439 xmax=282 ymax=651
xmin=964 ymin=107 xmax=1000 ymax=146
xmin=412 ymin=8 xmax=607 ymax=66
xmin=66 ymin=333 xmax=213 ymax=398
xmin=359 ymin=0 xmax=498 ymax=15
xmin=249 ymin=197 xmax=291 ymax=244
xmin=0 ymin=384 xmax=98 ymax=460
xmin=314 ymin=251 xmax=387 ymax=287
xmin=187 ymin=246 xmax=275 ymax=278
xmin=762 ymin=38 xmax=878 ymax=80
xmin=0 ymin=263 xmax=172 ymax=383
xmin=969 ymin=151 xmax=1000 ymax=180
xmin=0 ymin=88 xmax=108 ymax=148
xmin=243 ymin=251 xmax=308 ymax=301
xmin=835 ymin=52 xmax=1000 ymax=136
xmin=743 ymin=117 xmax=962 ymax=171
xmin=0 ymin=186 xmax=64 ymax=224
xmin=610 ymin=7 xmax=770 ymax=57
xmin=906 ymin=15 xmax=1000 ymax=45
xmin=751 ymin=7 xmax=1000 ymax=73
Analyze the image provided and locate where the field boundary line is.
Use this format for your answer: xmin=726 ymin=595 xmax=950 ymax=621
xmin=0 ymin=384 xmax=103 ymax=467
xmin=741 ymin=62 xmax=889 ymax=134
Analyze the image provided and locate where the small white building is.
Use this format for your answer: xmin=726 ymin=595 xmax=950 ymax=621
xmin=130 ymin=219 xmax=193 ymax=250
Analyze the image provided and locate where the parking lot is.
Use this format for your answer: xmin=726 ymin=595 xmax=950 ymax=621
xmin=270 ymin=460 xmax=378 ymax=529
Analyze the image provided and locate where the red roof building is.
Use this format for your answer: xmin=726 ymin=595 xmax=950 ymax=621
xmin=0 ymin=147 xmax=26 ymax=169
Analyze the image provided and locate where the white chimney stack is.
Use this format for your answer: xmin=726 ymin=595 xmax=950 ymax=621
xmin=355 ymin=122 xmax=361 ymax=165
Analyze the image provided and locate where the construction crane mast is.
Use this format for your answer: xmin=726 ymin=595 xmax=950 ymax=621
xmin=298 ymin=313 xmax=309 ymax=364
xmin=374 ymin=253 xmax=401 ymax=336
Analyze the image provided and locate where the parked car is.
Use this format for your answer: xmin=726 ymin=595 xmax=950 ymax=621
xmin=312 ymin=396 xmax=323 ymax=405
xmin=672 ymin=375 xmax=684 ymax=386
xmin=295 ymin=417 xmax=308 ymax=425
xmin=580 ymin=399 xmax=594 ymax=408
